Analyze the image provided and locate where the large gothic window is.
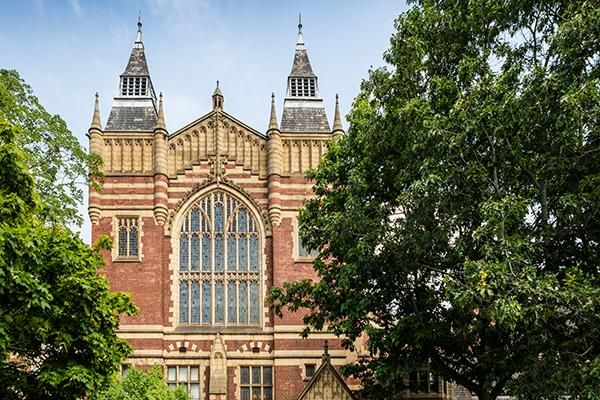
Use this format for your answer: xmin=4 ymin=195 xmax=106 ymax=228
xmin=178 ymin=191 xmax=261 ymax=326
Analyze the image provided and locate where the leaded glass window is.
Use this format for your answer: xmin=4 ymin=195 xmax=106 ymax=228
xmin=117 ymin=217 xmax=139 ymax=258
xmin=167 ymin=366 xmax=200 ymax=400
xmin=409 ymin=369 xmax=441 ymax=394
xmin=240 ymin=366 xmax=272 ymax=400
xmin=179 ymin=192 xmax=261 ymax=326
xmin=298 ymin=233 xmax=317 ymax=258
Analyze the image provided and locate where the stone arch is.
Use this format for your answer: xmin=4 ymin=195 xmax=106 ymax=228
xmin=170 ymin=183 xmax=267 ymax=328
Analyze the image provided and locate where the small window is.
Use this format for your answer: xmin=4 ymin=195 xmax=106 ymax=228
xmin=117 ymin=217 xmax=139 ymax=259
xmin=166 ymin=366 xmax=200 ymax=400
xmin=121 ymin=364 xmax=129 ymax=377
xmin=305 ymin=364 xmax=316 ymax=379
xmin=298 ymin=234 xmax=317 ymax=259
xmin=240 ymin=366 xmax=272 ymax=400
xmin=409 ymin=369 xmax=440 ymax=393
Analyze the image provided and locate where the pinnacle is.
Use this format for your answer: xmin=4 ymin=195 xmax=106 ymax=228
xmin=268 ymin=92 xmax=279 ymax=132
xmin=332 ymin=94 xmax=344 ymax=135
xmin=90 ymin=92 xmax=102 ymax=130
xmin=156 ymin=92 xmax=166 ymax=130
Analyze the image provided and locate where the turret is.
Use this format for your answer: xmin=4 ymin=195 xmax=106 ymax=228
xmin=267 ymin=93 xmax=283 ymax=226
xmin=280 ymin=15 xmax=330 ymax=133
xmin=105 ymin=15 xmax=158 ymax=132
xmin=153 ymin=93 xmax=169 ymax=225
xmin=88 ymin=92 xmax=103 ymax=224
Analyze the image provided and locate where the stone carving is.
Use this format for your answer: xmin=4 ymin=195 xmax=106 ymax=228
xmin=209 ymin=333 xmax=227 ymax=394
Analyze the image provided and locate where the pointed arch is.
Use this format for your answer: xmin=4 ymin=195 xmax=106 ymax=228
xmin=172 ymin=184 xmax=265 ymax=327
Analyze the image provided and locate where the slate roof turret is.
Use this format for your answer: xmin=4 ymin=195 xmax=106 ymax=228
xmin=105 ymin=15 xmax=158 ymax=132
xmin=280 ymin=16 xmax=330 ymax=133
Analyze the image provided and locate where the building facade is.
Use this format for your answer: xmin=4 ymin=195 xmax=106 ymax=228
xmin=89 ymin=17 xmax=460 ymax=400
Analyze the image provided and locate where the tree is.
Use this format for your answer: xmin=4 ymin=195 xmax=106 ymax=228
xmin=270 ymin=1 xmax=600 ymax=399
xmin=0 ymin=69 xmax=102 ymax=226
xmin=91 ymin=366 xmax=190 ymax=400
xmin=0 ymin=118 xmax=137 ymax=399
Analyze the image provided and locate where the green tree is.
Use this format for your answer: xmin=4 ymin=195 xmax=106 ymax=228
xmin=91 ymin=366 xmax=190 ymax=400
xmin=0 ymin=69 xmax=102 ymax=226
xmin=270 ymin=1 xmax=600 ymax=399
xmin=0 ymin=118 xmax=137 ymax=399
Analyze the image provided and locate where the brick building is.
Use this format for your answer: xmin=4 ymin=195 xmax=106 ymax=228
xmin=88 ymin=17 xmax=463 ymax=400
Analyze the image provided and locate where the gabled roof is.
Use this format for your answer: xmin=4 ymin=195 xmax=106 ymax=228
xmin=297 ymin=344 xmax=355 ymax=400
xmin=169 ymin=109 xmax=266 ymax=141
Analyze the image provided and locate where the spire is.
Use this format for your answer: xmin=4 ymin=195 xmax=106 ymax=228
xmin=90 ymin=92 xmax=102 ymax=130
xmin=268 ymin=93 xmax=279 ymax=132
xmin=289 ymin=16 xmax=315 ymax=78
xmin=135 ymin=12 xmax=143 ymax=49
xmin=122 ymin=15 xmax=151 ymax=77
xmin=105 ymin=15 xmax=157 ymax=131
xmin=332 ymin=94 xmax=344 ymax=135
xmin=296 ymin=13 xmax=305 ymax=50
xmin=156 ymin=92 xmax=166 ymax=130
xmin=281 ymin=17 xmax=330 ymax=133
xmin=213 ymin=80 xmax=224 ymax=110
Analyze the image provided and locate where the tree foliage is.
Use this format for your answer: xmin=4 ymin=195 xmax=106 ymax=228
xmin=0 ymin=69 xmax=102 ymax=226
xmin=270 ymin=1 xmax=600 ymax=399
xmin=91 ymin=366 xmax=189 ymax=400
xmin=0 ymin=118 xmax=137 ymax=399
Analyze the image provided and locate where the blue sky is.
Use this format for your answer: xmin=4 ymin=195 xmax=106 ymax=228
xmin=1 ymin=0 xmax=408 ymax=240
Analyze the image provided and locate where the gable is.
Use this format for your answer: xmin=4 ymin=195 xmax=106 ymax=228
xmin=167 ymin=110 xmax=267 ymax=178
xmin=298 ymin=362 xmax=355 ymax=400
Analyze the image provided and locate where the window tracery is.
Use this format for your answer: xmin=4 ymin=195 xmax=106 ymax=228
xmin=117 ymin=217 xmax=139 ymax=258
xmin=179 ymin=191 xmax=261 ymax=326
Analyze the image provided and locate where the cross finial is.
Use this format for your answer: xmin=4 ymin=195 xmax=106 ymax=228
xmin=298 ymin=13 xmax=302 ymax=33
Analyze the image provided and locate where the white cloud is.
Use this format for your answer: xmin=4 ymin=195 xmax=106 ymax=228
xmin=69 ymin=0 xmax=83 ymax=17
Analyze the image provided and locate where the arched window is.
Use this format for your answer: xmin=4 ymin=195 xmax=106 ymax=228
xmin=178 ymin=191 xmax=261 ymax=326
